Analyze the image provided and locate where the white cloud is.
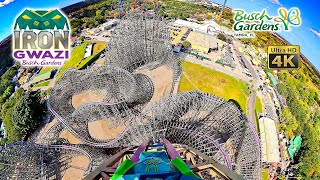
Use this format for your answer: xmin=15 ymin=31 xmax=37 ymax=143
xmin=0 ymin=0 xmax=14 ymax=7
xmin=308 ymin=28 xmax=320 ymax=38
xmin=268 ymin=0 xmax=282 ymax=6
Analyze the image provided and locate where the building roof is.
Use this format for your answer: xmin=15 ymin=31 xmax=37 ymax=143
xmin=173 ymin=19 xmax=220 ymax=33
xmin=102 ymin=20 xmax=115 ymax=27
xmin=170 ymin=27 xmax=188 ymax=45
xmin=174 ymin=19 xmax=203 ymax=29
xmin=220 ymin=26 xmax=233 ymax=36
xmin=288 ymin=135 xmax=302 ymax=158
xmin=71 ymin=36 xmax=78 ymax=42
xmin=238 ymin=47 xmax=244 ymax=53
xmin=252 ymin=59 xmax=260 ymax=66
xmin=186 ymin=31 xmax=218 ymax=51
xmin=32 ymin=70 xmax=53 ymax=84
xmin=84 ymin=44 xmax=93 ymax=59
xmin=267 ymin=72 xmax=278 ymax=86
xmin=173 ymin=46 xmax=181 ymax=53
xmin=259 ymin=117 xmax=281 ymax=163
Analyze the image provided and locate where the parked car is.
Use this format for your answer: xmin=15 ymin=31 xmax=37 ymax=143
xmin=259 ymin=85 xmax=264 ymax=91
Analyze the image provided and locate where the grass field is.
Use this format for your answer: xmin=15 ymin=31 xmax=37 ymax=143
xmin=55 ymin=43 xmax=87 ymax=80
xmin=261 ymin=169 xmax=268 ymax=180
xmin=38 ymin=67 xmax=57 ymax=76
xmin=77 ymin=42 xmax=106 ymax=68
xmin=55 ymin=41 xmax=106 ymax=81
xmin=254 ymin=96 xmax=263 ymax=113
xmin=178 ymin=61 xmax=250 ymax=114
xmin=33 ymin=80 xmax=50 ymax=88
xmin=93 ymin=42 xmax=106 ymax=55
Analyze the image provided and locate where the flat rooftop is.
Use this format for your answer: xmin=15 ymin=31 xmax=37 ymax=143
xmin=170 ymin=27 xmax=188 ymax=45
xmin=259 ymin=117 xmax=281 ymax=163
xmin=186 ymin=31 xmax=218 ymax=49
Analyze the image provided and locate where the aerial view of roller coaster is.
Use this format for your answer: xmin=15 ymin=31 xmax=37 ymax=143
xmin=0 ymin=12 xmax=261 ymax=180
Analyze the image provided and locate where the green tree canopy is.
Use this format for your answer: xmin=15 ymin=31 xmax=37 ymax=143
xmin=12 ymin=93 xmax=45 ymax=136
xmin=182 ymin=40 xmax=191 ymax=48
xmin=217 ymin=33 xmax=227 ymax=42
xmin=280 ymin=108 xmax=298 ymax=137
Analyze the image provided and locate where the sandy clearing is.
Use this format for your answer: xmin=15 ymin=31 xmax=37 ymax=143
xmin=60 ymin=130 xmax=82 ymax=144
xmin=35 ymin=118 xmax=58 ymax=143
xmin=88 ymin=120 xmax=126 ymax=140
xmin=72 ymin=89 xmax=108 ymax=109
xmin=136 ymin=65 xmax=173 ymax=108
xmin=62 ymin=156 xmax=90 ymax=180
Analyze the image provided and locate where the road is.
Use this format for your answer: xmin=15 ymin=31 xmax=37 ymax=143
xmin=248 ymin=92 xmax=257 ymax=131
xmin=233 ymin=41 xmax=287 ymax=170
xmin=232 ymin=41 xmax=260 ymax=129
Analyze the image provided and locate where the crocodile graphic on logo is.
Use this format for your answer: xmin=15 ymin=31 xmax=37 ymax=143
xmin=12 ymin=9 xmax=71 ymax=67
xmin=14 ymin=9 xmax=69 ymax=30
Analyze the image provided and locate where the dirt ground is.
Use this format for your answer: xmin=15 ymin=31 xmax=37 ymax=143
xmin=88 ymin=120 xmax=125 ymax=140
xmin=72 ymin=89 xmax=107 ymax=109
xmin=62 ymin=156 xmax=90 ymax=180
xmin=35 ymin=118 xmax=58 ymax=143
xmin=60 ymin=130 xmax=82 ymax=144
xmin=137 ymin=65 xmax=173 ymax=108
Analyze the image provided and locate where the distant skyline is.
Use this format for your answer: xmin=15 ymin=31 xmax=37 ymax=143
xmin=0 ymin=0 xmax=319 ymax=70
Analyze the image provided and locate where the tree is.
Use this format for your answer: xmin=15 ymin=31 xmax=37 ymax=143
xmin=11 ymin=94 xmax=45 ymax=139
xmin=280 ymin=108 xmax=298 ymax=138
xmin=196 ymin=16 xmax=203 ymax=22
xmin=226 ymin=38 xmax=232 ymax=44
xmin=182 ymin=40 xmax=191 ymax=48
xmin=79 ymin=36 xmax=85 ymax=42
xmin=277 ymin=174 xmax=285 ymax=180
xmin=217 ymin=33 xmax=227 ymax=42
xmin=71 ymin=28 xmax=78 ymax=37
xmin=2 ymin=85 xmax=14 ymax=99
xmin=206 ymin=14 xmax=213 ymax=20
xmin=1 ymin=89 xmax=45 ymax=142
xmin=288 ymin=99 xmax=309 ymax=123
xmin=27 ymin=67 xmax=35 ymax=73
xmin=0 ymin=137 xmax=8 ymax=145
xmin=296 ymin=123 xmax=320 ymax=178
xmin=96 ymin=10 xmax=104 ymax=16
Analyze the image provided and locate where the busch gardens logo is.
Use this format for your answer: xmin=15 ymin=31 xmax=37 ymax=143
xmin=233 ymin=8 xmax=301 ymax=38
xmin=12 ymin=9 xmax=70 ymax=66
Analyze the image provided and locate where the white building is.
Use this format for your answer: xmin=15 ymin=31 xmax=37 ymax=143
xmin=173 ymin=19 xmax=220 ymax=35
xmin=259 ymin=117 xmax=281 ymax=163
xmin=84 ymin=44 xmax=93 ymax=59
xmin=100 ymin=20 xmax=118 ymax=30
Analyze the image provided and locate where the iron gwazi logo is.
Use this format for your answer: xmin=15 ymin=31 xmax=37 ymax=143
xmin=233 ymin=8 xmax=301 ymax=38
xmin=12 ymin=9 xmax=70 ymax=66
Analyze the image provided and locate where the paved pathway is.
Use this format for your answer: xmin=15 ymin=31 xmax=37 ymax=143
xmin=248 ymin=92 xmax=257 ymax=131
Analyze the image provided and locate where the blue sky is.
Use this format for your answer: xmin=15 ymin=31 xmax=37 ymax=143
xmin=0 ymin=0 xmax=319 ymax=70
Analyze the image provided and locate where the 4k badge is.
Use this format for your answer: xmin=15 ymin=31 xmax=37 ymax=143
xmin=268 ymin=45 xmax=300 ymax=69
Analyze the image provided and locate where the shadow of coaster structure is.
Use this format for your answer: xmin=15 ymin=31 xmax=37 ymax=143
xmin=0 ymin=142 xmax=92 ymax=179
